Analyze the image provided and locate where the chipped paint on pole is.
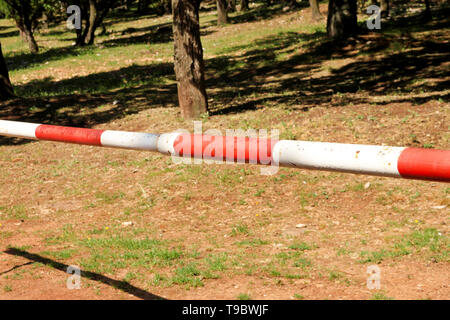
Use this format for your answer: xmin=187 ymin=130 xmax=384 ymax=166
xmin=0 ymin=120 xmax=449 ymax=182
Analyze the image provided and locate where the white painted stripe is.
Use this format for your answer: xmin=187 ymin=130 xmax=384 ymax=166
xmin=100 ymin=130 xmax=159 ymax=151
xmin=157 ymin=132 xmax=181 ymax=155
xmin=0 ymin=120 xmax=40 ymax=140
xmin=272 ymin=140 xmax=405 ymax=177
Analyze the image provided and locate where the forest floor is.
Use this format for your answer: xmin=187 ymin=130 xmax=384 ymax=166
xmin=0 ymin=2 xmax=449 ymax=300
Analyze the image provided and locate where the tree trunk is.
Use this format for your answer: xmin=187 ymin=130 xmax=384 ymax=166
xmin=309 ymin=0 xmax=322 ymax=20
xmin=0 ymin=43 xmax=14 ymax=101
xmin=228 ymin=0 xmax=236 ymax=12
xmin=172 ymin=0 xmax=208 ymax=119
xmin=326 ymin=0 xmax=357 ymax=40
xmin=17 ymin=23 xmax=39 ymax=53
xmin=85 ymin=0 xmax=98 ymax=45
xmin=423 ymin=0 xmax=431 ymax=21
xmin=138 ymin=0 xmax=149 ymax=14
xmin=240 ymin=0 xmax=249 ymax=11
xmin=164 ymin=0 xmax=172 ymax=14
xmin=380 ymin=0 xmax=389 ymax=18
xmin=217 ymin=0 xmax=228 ymax=25
xmin=284 ymin=0 xmax=299 ymax=9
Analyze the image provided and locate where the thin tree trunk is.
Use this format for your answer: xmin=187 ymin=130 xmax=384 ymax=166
xmin=309 ymin=0 xmax=322 ymax=20
xmin=285 ymin=0 xmax=299 ymax=9
xmin=0 ymin=42 xmax=14 ymax=101
xmin=164 ymin=0 xmax=172 ymax=14
xmin=240 ymin=0 xmax=249 ymax=11
xmin=327 ymin=0 xmax=357 ymax=40
xmin=17 ymin=23 xmax=39 ymax=53
xmin=380 ymin=0 xmax=389 ymax=18
xmin=423 ymin=0 xmax=431 ymax=21
xmin=228 ymin=0 xmax=236 ymax=12
xmin=172 ymin=0 xmax=208 ymax=119
xmin=85 ymin=0 xmax=98 ymax=45
xmin=217 ymin=0 xmax=228 ymax=25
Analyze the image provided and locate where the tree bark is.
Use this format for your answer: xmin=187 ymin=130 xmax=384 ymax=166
xmin=240 ymin=0 xmax=249 ymax=11
xmin=85 ymin=0 xmax=98 ymax=45
xmin=423 ymin=0 xmax=432 ymax=21
xmin=380 ymin=0 xmax=389 ymax=18
xmin=164 ymin=0 xmax=172 ymax=14
xmin=309 ymin=0 xmax=322 ymax=20
xmin=217 ymin=0 xmax=228 ymax=25
xmin=326 ymin=0 xmax=357 ymax=40
xmin=228 ymin=0 xmax=236 ymax=12
xmin=284 ymin=0 xmax=300 ymax=9
xmin=17 ymin=23 xmax=39 ymax=53
xmin=172 ymin=0 xmax=208 ymax=119
xmin=0 ymin=42 xmax=14 ymax=101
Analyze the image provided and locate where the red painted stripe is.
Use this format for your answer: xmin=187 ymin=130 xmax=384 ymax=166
xmin=173 ymin=134 xmax=276 ymax=164
xmin=397 ymin=148 xmax=450 ymax=182
xmin=35 ymin=125 xmax=104 ymax=146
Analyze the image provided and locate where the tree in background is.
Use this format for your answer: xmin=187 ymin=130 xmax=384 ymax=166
xmin=240 ymin=0 xmax=249 ymax=11
xmin=228 ymin=0 xmax=236 ymax=12
xmin=327 ymin=0 xmax=357 ymax=40
xmin=284 ymin=0 xmax=300 ymax=10
xmin=380 ymin=0 xmax=389 ymax=18
xmin=0 ymin=0 xmax=49 ymax=53
xmin=63 ymin=0 xmax=118 ymax=46
xmin=0 ymin=42 xmax=14 ymax=101
xmin=423 ymin=0 xmax=431 ymax=21
xmin=217 ymin=0 xmax=228 ymax=24
xmin=172 ymin=0 xmax=208 ymax=118
xmin=309 ymin=0 xmax=322 ymax=20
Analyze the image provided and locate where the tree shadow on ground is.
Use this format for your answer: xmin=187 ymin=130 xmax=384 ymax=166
xmin=229 ymin=2 xmax=309 ymax=25
xmin=0 ymin=29 xmax=19 ymax=38
xmin=0 ymin=61 xmax=178 ymax=145
xmin=207 ymin=6 xmax=450 ymax=114
xmin=1 ymin=5 xmax=448 ymax=145
xmin=3 ymin=248 xmax=165 ymax=300
xmin=101 ymin=22 xmax=174 ymax=47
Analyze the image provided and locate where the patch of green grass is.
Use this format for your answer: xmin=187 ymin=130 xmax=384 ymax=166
xmin=79 ymin=235 xmax=184 ymax=275
xmin=237 ymin=293 xmax=252 ymax=300
xmin=204 ymin=253 xmax=228 ymax=272
xmin=288 ymin=242 xmax=312 ymax=251
xmin=328 ymin=270 xmax=344 ymax=281
xmin=231 ymin=224 xmax=250 ymax=237
xmin=0 ymin=205 xmax=29 ymax=220
xmin=293 ymin=293 xmax=304 ymax=300
xmin=235 ymin=238 xmax=269 ymax=247
xmin=41 ymin=249 xmax=77 ymax=260
xmin=123 ymin=272 xmax=138 ymax=283
xmin=45 ymin=224 xmax=77 ymax=245
xmin=293 ymin=257 xmax=312 ymax=269
xmin=95 ymin=191 xmax=125 ymax=204
xmin=171 ymin=263 xmax=204 ymax=288
xmin=3 ymin=284 xmax=12 ymax=293
xmin=371 ymin=292 xmax=394 ymax=300
xmin=359 ymin=228 xmax=448 ymax=263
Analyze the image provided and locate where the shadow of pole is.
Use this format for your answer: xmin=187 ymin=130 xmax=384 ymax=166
xmin=4 ymin=248 xmax=166 ymax=300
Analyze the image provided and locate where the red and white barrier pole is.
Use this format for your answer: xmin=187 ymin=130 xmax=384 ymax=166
xmin=0 ymin=120 xmax=449 ymax=182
